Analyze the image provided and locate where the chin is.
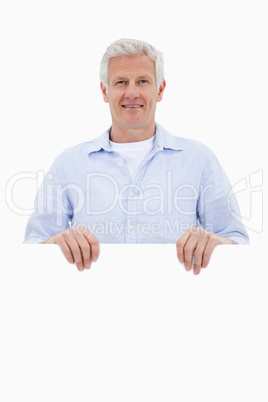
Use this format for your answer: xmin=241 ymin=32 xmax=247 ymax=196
xmin=124 ymin=115 xmax=146 ymax=124
xmin=124 ymin=121 xmax=145 ymax=129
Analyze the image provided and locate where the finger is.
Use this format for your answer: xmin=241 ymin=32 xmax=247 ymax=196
xmin=65 ymin=236 xmax=85 ymax=271
xmin=76 ymin=235 xmax=91 ymax=269
xmin=193 ymin=237 xmax=209 ymax=275
xmin=176 ymin=230 xmax=191 ymax=263
xmin=84 ymin=231 xmax=100 ymax=263
xmin=69 ymin=226 xmax=93 ymax=268
xmin=183 ymin=235 xmax=199 ymax=271
xmin=56 ymin=238 xmax=75 ymax=265
xmin=201 ymin=237 xmax=219 ymax=268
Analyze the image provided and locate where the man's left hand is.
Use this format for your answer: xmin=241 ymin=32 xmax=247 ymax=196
xmin=176 ymin=227 xmax=236 ymax=275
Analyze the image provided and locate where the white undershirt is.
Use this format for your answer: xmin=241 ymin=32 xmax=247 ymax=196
xmin=110 ymin=136 xmax=155 ymax=180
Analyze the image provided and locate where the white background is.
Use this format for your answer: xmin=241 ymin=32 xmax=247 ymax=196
xmin=0 ymin=1 xmax=267 ymax=401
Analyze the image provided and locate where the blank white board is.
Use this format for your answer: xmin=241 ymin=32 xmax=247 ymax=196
xmin=0 ymin=244 xmax=267 ymax=401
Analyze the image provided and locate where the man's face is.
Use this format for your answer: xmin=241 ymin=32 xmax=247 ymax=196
xmin=100 ymin=53 xmax=166 ymax=132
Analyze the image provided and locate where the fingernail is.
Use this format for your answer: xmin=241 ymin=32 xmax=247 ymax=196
xmin=85 ymin=264 xmax=91 ymax=269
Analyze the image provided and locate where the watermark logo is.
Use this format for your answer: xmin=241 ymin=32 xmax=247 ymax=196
xmin=228 ymin=169 xmax=263 ymax=233
xmin=5 ymin=169 xmax=263 ymax=236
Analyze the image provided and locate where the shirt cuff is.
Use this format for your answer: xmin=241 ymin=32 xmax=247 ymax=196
xmin=228 ymin=236 xmax=250 ymax=245
xmin=23 ymin=236 xmax=46 ymax=244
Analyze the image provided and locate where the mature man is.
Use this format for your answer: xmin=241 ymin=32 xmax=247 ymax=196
xmin=24 ymin=38 xmax=249 ymax=274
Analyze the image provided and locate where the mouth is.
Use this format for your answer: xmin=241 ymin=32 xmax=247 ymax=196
xmin=122 ymin=105 xmax=143 ymax=108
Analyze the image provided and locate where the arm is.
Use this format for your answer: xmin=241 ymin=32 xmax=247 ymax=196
xmin=24 ymin=155 xmax=100 ymax=271
xmin=176 ymin=146 xmax=249 ymax=275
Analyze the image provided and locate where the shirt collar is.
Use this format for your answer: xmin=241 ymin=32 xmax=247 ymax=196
xmin=87 ymin=122 xmax=184 ymax=156
xmin=87 ymin=127 xmax=113 ymax=155
xmin=154 ymin=122 xmax=184 ymax=152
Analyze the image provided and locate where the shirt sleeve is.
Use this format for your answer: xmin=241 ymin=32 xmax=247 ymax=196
xmin=23 ymin=155 xmax=74 ymax=244
xmin=197 ymin=148 xmax=249 ymax=244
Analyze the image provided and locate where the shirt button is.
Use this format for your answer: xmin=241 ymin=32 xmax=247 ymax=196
xmin=130 ymin=192 xmax=134 ymax=197
xmin=118 ymin=161 xmax=123 ymax=167
xmin=129 ymin=225 xmax=134 ymax=230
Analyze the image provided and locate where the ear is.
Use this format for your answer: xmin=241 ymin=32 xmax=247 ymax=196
xmin=100 ymin=82 xmax=109 ymax=103
xmin=156 ymin=80 xmax=166 ymax=102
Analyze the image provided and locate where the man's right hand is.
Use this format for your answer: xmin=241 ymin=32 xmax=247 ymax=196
xmin=42 ymin=226 xmax=100 ymax=272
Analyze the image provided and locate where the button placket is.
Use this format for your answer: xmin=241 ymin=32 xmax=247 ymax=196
xmin=124 ymin=186 xmax=140 ymax=243
xmin=115 ymin=150 xmax=159 ymax=243
xmin=127 ymin=152 xmax=159 ymax=242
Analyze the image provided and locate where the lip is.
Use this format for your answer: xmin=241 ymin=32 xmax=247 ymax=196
xmin=122 ymin=104 xmax=143 ymax=108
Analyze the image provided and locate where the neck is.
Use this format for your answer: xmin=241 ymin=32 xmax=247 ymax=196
xmin=109 ymin=121 xmax=156 ymax=143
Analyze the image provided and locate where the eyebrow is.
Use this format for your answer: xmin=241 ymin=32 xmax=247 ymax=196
xmin=112 ymin=75 xmax=153 ymax=82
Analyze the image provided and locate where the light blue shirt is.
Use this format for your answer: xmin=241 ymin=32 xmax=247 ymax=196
xmin=24 ymin=123 xmax=249 ymax=244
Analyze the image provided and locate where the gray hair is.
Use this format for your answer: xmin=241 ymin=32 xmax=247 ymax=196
xmin=100 ymin=38 xmax=164 ymax=90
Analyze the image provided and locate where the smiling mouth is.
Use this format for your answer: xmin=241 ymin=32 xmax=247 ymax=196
xmin=122 ymin=105 xmax=143 ymax=108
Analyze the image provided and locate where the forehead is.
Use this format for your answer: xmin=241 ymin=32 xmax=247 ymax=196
xmin=108 ymin=53 xmax=156 ymax=80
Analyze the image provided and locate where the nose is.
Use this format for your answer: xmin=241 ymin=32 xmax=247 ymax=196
xmin=124 ymin=82 xmax=139 ymax=99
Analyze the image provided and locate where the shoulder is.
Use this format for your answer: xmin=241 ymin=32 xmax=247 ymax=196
xmin=177 ymin=136 xmax=213 ymax=154
xmin=51 ymin=135 xmax=104 ymax=166
xmin=158 ymin=123 xmax=217 ymax=160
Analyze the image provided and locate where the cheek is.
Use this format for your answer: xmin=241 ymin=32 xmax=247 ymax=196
xmin=144 ymin=90 xmax=158 ymax=105
xmin=109 ymin=88 xmax=123 ymax=100
xmin=108 ymin=95 xmax=120 ymax=109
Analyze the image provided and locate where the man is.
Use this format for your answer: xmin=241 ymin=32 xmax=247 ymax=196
xmin=24 ymin=38 xmax=249 ymax=275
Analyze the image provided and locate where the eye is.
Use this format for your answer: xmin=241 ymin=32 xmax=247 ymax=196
xmin=138 ymin=79 xmax=148 ymax=84
xmin=116 ymin=81 xmax=126 ymax=85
